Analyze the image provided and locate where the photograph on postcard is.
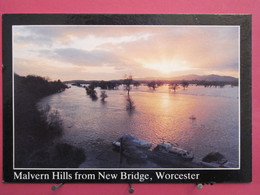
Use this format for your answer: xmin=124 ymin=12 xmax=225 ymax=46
xmin=12 ymin=25 xmax=240 ymax=169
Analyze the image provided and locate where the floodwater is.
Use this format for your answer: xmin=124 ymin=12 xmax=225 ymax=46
xmin=37 ymin=84 xmax=239 ymax=168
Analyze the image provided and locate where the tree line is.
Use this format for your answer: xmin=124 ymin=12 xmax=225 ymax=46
xmin=14 ymin=74 xmax=85 ymax=168
xmin=79 ymin=75 xmax=238 ymax=111
xmin=17 ymin=74 xmax=69 ymax=99
xmin=74 ymin=78 xmax=238 ymax=92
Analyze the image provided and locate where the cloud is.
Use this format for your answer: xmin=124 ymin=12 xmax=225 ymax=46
xmin=52 ymin=48 xmax=117 ymax=66
xmin=13 ymin=26 xmax=153 ymax=49
xmin=13 ymin=25 xmax=239 ymax=80
xmin=14 ymin=27 xmax=59 ymax=47
xmin=106 ymin=26 xmax=239 ymax=73
xmin=38 ymin=48 xmax=142 ymax=74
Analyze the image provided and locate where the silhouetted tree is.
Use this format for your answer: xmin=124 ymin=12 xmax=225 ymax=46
xmin=85 ymin=84 xmax=98 ymax=100
xmin=99 ymin=81 xmax=119 ymax=90
xmin=133 ymin=81 xmax=141 ymax=88
xmin=231 ymin=81 xmax=238 ymax=87
xmin=169 ymin=83 xmax=179 ymax=92
xmin=71 ymin=82 xmax=83 ymax=87
xmin=195 ymin=80 xmax=231 ymax=88
xmin=147 ymin=81 xmax=157 ymax=90
xmin=123 ymin=74 xmax=133 ymax=96
xmin=99 ymin=81 xmax=107 ymax=89
xmin=100 ymin=91 xmax=108 ymax=101
xmin=19 ymin=75 xmax=68 ymax=99
xmin=181 ymin=81 xmax=189 ymax=89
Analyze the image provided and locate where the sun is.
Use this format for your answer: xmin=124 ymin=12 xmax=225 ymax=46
xmin=143 ymin=59 xmax=190 ymax=74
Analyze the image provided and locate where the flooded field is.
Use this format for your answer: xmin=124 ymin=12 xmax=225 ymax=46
xmin=37 ymin=84 xmax=239 ymax=168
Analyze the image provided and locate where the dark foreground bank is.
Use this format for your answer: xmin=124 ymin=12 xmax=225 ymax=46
xmin=14 ymin=74 xmax=86 ymax=168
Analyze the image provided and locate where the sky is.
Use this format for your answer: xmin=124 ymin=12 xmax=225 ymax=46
xmin=13 ymin=25 xmax=239 ymax=81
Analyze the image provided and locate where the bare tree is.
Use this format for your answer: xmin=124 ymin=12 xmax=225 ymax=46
xmin=169 ymin=83 xmax=179 ymax=92
xmin=123 ymin=74 xmax=133 ymax=96
xmin=100 ymin=91 xmax=108 ymax=102
xmin=181 ymin=81 xmax=189 ymax=89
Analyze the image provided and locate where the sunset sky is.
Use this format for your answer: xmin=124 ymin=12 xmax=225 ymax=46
xmin=13 ymin=25 xmax=239 ymax=81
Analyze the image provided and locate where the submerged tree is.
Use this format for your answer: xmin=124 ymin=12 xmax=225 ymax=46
xmin=133 ymin=81 xmax=141 ymax=88
xmin=90 ymin=91 xmax=98 ymax=101
xmin=100 ymin=91 xmax=108 ymax=102
xmin=123 ymin=74 xmax=133 ymax=96
xmin=181 ymin=81 xmax=189 ymax=89
xmin=169 ymin=83 xmax=179 ymax=93
xmin=85 ymin=84 xmax=98 ymax=101
xmin=147 ymin=81 xmax=157 ymax=90
xmin=99 ymin=81 xmax=119 ymax=90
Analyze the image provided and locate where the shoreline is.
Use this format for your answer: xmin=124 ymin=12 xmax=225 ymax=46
xmin=14 ymin=74 xmax=86 ymax=168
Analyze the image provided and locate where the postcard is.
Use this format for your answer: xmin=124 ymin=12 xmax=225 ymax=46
xmin=2 ymin=14 xmax=252 ymax=183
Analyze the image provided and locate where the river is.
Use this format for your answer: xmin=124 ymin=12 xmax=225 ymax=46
xmin=37 ymin=84 xmax=239 ymax=168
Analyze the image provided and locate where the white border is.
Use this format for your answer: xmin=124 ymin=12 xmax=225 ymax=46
xmin=12 ymin=25 xmax=241 ymax=171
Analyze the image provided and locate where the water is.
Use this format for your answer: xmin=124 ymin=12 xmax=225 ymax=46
xmin=37 ymin=84 xmax=239 ymax=168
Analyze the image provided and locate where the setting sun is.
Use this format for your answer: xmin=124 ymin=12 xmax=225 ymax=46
xmin=143 ymin=59 xmax=190 ymax=74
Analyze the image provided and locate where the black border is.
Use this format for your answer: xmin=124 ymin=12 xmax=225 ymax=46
xmin=2 ymin=14 xmax=252 ymax=183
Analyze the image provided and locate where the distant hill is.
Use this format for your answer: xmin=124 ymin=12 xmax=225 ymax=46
xmin=136 ymin=74 xmax=238 ymax=82
xmin=170 ymin=74 xmax=238 ymax=82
